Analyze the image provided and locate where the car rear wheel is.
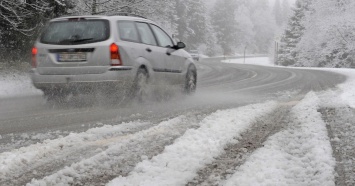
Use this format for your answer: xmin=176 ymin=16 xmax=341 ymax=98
xmin=184 ymin=67 xmax=197 ymax=94
xmin=132 ymin=68 xmax=149 ymax=102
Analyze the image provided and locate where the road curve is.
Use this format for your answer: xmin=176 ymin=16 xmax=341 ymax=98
xmin=0 ymin=58 xmax=348 ymax=185
xmin=0 ymin=58 xmax=346 ymax=139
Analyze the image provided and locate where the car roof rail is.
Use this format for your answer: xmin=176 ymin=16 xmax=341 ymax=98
xmin=59 ymin=14 xmax=85 ymax=17
xmin=57 ymin=13 xmax=147 ymax=19
xmin=108 ymin=12 xmax=147 ymax=19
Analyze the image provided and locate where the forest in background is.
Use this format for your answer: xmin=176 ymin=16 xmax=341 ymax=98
xmin=2 ymin=0 xmax=353 ymax=68
xmin=0 ymin=0 xmax=290 ymax=66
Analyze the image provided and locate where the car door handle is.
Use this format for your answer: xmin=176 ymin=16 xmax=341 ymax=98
xmin=146 ymin=48 xmax=152 ymax=52
xmin=166 ymin=52 xmax=171 ymax=56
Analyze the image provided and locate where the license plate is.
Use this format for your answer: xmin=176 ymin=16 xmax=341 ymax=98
xmin=58 ymin=53 xmax=86 ymax=62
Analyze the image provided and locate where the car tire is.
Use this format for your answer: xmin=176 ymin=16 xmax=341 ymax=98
xmin=132 ymin=68 xmax=149 ymax=102
xmin=184 ymin=67 xmax=197 ymax=94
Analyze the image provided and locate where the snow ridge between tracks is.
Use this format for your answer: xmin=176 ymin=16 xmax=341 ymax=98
xmin=27 ymin=115 xmax=200 ymax=186
xmin=108 ymin=101 xmax=278 ymax=186
xmin=0 ymin=121 xmax=151 ymax=185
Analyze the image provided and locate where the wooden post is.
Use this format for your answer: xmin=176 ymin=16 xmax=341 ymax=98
xmin=244 ymin=45 xmax=247 ymax=64
xmin=276 ymin=42 xmax=279 ymax=65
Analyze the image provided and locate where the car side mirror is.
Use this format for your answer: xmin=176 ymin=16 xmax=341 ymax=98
xmin=173 ymin=42 xmax=186 ymax=50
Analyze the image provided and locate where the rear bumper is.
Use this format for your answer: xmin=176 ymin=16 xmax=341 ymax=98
xmin=30 ymin=67 xmax=135 ymax=93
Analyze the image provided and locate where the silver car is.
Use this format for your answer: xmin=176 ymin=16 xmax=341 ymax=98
xmin=30 ymin=15 xmax=197 ymax=101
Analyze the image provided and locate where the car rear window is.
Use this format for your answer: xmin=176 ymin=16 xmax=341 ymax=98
xmin=40 ymin=19 xmax=110 ymax=45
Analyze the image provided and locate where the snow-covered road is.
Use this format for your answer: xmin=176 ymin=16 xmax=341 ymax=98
xmin=1 ymin=57 xmax=355 ymax=185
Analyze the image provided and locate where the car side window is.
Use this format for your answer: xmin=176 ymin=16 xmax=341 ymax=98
xmin=151 ymin=24 xmax=173 ymax=48
xmin=117 ymin=21 xmax=139 ymax=43
xmin=136 ymin=22 xmax=157 ymax=46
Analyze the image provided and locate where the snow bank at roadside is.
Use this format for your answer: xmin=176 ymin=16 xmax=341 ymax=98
xmin=0 ymin=72 xmax=41 ymax=98
xmin=223 ymin=92 xmax=335 ymax=186
xmin=107 ymin=101 xmax=278 ymax=186
xmin=321 ymin=68 xmax=355 ymax=108
xmin=222 ymin=57 xmax=274 ymax=66
xmin=291 ymin=67 xmax=355 ymax=108
xmin=222 ymin=58 xmax=355 ymax=108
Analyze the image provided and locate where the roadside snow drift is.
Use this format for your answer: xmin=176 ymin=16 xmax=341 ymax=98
xmin=327 ymin=69 xmax=355 ymax=108
xmin=222 ymin=57 xmax=274 ymax=66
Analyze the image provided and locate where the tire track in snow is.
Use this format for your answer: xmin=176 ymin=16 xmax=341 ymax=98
xmin=187 ymin=104 xmax=294 ymax=186
xmin=0 ymin=121 xmax=152 ymax=186
xmin=27 ymin=114 xmax=202 ymax=186
xmin=107 ymin=101 xmax=278 ymax=186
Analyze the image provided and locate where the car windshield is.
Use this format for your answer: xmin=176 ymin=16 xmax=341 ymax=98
xmin=40 ymin=20 xmax=110 ymax=45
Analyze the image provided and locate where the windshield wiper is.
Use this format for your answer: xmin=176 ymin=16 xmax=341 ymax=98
xmin=59 ymin=38 xmax=94 ymax=44
xmin=71 ymin=38 xmax=94 ymax=43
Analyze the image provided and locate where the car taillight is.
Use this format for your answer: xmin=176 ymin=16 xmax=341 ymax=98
xmin=110 ymin=43 xmax=122 ymax=66
xmin=31 ymin=47 xmax=37 ymax=68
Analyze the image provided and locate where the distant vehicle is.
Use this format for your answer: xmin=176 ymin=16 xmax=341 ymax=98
xmin=30 ymin=15 xmax=197 ymax=102
xmin=189 ymin=50 xmax=200 ymax=61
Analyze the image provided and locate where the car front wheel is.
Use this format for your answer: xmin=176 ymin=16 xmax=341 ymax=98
xmin=184 ymin=67 xmax=197 ymax=94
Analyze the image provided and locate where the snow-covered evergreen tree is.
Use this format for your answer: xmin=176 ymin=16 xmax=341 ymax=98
xmin=281 ymin=0 xmax=291 ymax=25
xmin=185 ymin=0 xmax=208 ymax=50
xmin=211 ymin=0 xmax=238 ymax=55
xmin=0 ymin=0 xmax=75 ymax=62
xmin=273 ymin=0 xmax=283 ymax=26
xmin=208 ymin=0 xmax=278 ymax=55
xmin=296 ymin=0 xmax=355 ymax=67
xmin=204 ymin=19 xmax=221 ymax=56
xmin=277 ymin=0 xmax=311 ymax=66
xmin=234 ymin=1 xmax=255 ymax=53
xmin=250 ymin=0 xmax=276 ymax=54
xmin=73 ymin=0 xmax=150 ymax=15
xmin=0 ymin=0 xmax=73 ymax=34
xmin=174 ymin=0 xmax=208 ymax=50
xmin=143 ymin=0 xmax=177 ymax=34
